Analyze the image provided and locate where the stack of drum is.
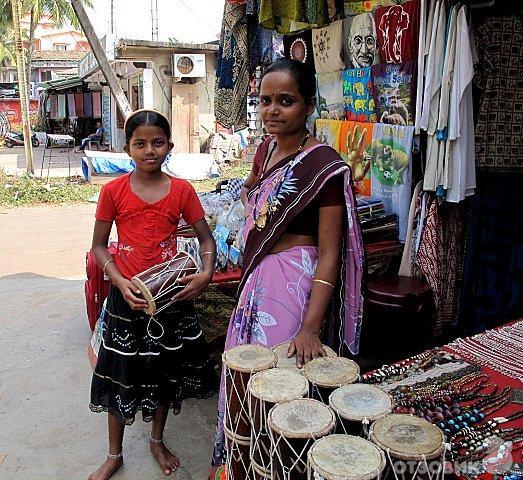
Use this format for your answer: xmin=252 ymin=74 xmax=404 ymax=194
xmin=222 ymin=342 xmax=446 ymax=480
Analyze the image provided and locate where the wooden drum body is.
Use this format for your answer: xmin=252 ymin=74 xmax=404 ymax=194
xmin=369 ymin=414 xmax=446 ymax=480
xmin=224 ymin=425 xmax=253 ymax=480
xmin=268 ymin=398 xmax=336 ymax=480
xmin=308 ymin=434 xmax=386 ymax=480
xmin=248 ymin=369 xmax=309 ymax=473
xmin=303 ymin=357 xmax=360 ymax=403
xmin=131 ymin=251 xmax=199 ymax=315
xmin=329 ymin=384 xmax=393 ymax=437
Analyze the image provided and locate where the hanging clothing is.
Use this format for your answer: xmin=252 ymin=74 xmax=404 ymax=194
xmin=414 ymin=0 xmax=427 ymax=133
xmin=317 ymin=71 xmax=345 ymax=118
xmin=342 ymin=67 xmax=377 ymax=122
xmin=343 ymin=0 xmax=392 ymax=15
xmin=283 ymin=29 xmax=316 ymax=72
xmin=84 ymin=92 xmax=93 ymax=118
xmin=259 ymin=0 xmax=332 ymax=34
xmin=315 ymin=118 xmax=343 ymax=150
xmin=215 ymin=2 xmax=249 ymax=129
xmin=370 ymin=123 xmax=414 ymax=242
xmin=398 ymin=180 xmax=423 ymax=276
xmin=371 ymin=60 xmax=417 ymax=126
xmin=374 ymin=0 xmax=420 ymax=64
xmin=474 ymin=15 xmax=523 ymax=171
xmin=342 ymin=12 xmax=380 ymax=68
xmin=75 ymin=92 xmax=84 ymax=117
xmin=49 ymin=94 xmax=59 ymax=119
xmin=92 ymin=91 xmax=102 ymax=118
xmin=312 ymin=20 xmax=346 ymax=74
xmin=443 ymin=6 xmax=476 ymax=203
xmin=247 ymin=2 xmax=274 ymax=75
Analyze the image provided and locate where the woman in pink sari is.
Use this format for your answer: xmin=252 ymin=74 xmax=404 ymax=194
xmin=212 ymin=58 xmax=364 ymax=468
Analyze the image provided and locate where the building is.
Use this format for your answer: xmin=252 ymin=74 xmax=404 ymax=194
xmin=78 ymin=37 xmax=218 ymax=152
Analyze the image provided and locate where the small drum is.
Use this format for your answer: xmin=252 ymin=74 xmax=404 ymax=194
xmin=223 ymin=345 xmax=277 ymax=440
xmin=248 ymin=369 xmax=309 ymax=472
xmin=303 ymin=356 xmax=360 ymax=403
xmin=224 ymin=425 xmax=253 ymax=480
xmin=272 ymin=342 xmax=337 ymax=373
xmin=268 ymin=398 xmax=336 ymax=480
xmin=131 ymin=251 xmax=199 ymax=315
xmin=307 ymin=434 xmax=386 ymax=480
xmin=369 ymin=414 xmax=446 ymax=480
xmin=329 ymin=384 xmax=393 ymax=437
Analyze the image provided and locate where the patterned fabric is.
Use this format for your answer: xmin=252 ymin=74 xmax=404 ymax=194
xmin=312 ymin=20 xmax=346 ymax=74
xmin=247 ymin=1 xmax=274 ymax=75
xmin=316 ymin=71 xmax=345 ymax=119
xmin=259 ymin=0 xmax=333 ymax=34
xmin=215 ymin=2 xmax=249 ymax=129
xmin=342 ymin=67 xmax=377 ymax=122
xmin=90 ymin=287 xmax=217 ymax=425
xmin=213 ymin=143 xmax=364 ymax=466
xmin=344 ymin=0 xmax=392 ymax=15
xmin=316 ymin=119 xmax=343 ymax=150
xmin=283 ymin=29 xmax=316 ymax=72
xmin=474 ymin=15 xmax=523 ymax=171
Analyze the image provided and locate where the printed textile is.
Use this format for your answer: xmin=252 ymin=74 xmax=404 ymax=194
xmin=75 ymin=92 xmax=84 ymax=117
xmin=342 ymin=67 xmax=377 ymax=122
xmin=316 ymin=119 xmax=343 ymax=151
xmin=342 ymin=13 xmax=380 ymax=68
xmin=317 ymin=71 xmax=345 ymax=119
xmin=67 ymin=93 xmax=76 ymax=118
xmin=343 ymin=0 xmax=392 ymax=15
xmin=283 ymin=29 xmax=316 ymax=72
xmin=312 ymin=20 xmax=346 ymax=74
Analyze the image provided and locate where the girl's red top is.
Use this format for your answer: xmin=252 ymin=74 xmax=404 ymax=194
xmin=95 ymin=173 xmax=205 ymax=279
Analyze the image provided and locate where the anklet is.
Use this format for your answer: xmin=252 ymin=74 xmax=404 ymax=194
xmin=149 ymin=435 xmax=164 ymax=444
xmin=107 ymin=451 xmax=123 ymax=460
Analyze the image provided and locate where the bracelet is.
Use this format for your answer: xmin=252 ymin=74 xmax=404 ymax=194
xmin=313 ymin=278 xmax=335 ymax=289
xmin=103 ymin=259 xmax=115 ymax=275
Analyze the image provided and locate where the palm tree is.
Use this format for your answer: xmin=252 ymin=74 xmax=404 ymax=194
xmin=0 ymin=0 xmax=15 ymax=66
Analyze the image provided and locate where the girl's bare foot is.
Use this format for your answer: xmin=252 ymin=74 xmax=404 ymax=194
xmin=150 ymin=438 xmax=180 ymax=475
xmin=88 ymin=455 xmax=123 ymax=480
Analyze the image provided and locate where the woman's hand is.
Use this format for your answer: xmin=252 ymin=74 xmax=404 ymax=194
xmin=287 ymin=326 xmax=327 ymax=368
xmin=115 ymin=278 xmax=149 ymax=311
xmin=171 ymin=270 xmax=213 ymax=302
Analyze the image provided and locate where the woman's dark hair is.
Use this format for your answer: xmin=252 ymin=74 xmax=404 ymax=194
xmin=124 ymin=109 xmax=171 ymax=144
xmin=261 ymin=58 xmax=316 ymax=105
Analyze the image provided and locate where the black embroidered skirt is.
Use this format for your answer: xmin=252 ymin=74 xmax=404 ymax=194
xmin=90 ymin=286 xmax=217 ymax=424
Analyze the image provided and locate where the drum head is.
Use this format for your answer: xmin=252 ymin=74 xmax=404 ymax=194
xmin=272 ymin=342 xmax=337 ymax=373
xmin=303 ymin=357 xmax=360 ymax=388
xmin=370 ymin=414 xmax=445 ymax=461
xmin=329 ymin=384 xmax=393 ymax=422
xmin=268 ymin=399 xmax=335 ymax=439
xmin=249 ymin=369 xmax=309 ymax=403
xmin=223 ymin=345 xmax=277 ymax=373
xmin=309 ymin=434 xmax=386 ymax=480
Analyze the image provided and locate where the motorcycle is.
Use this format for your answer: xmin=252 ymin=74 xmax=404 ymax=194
xmin=4 ymin=130 xmax=40 ymax=148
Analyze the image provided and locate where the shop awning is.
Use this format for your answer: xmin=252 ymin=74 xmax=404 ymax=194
xmin=39 ymin=77 xmax=84 ymax=91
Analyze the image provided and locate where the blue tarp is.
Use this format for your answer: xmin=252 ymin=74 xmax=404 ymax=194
xmin=82 ymin=156 xmax=135 ymax=181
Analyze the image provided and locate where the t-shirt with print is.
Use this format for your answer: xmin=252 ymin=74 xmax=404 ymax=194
xmin=342 ymin=67 xmax=377 ymax=122
xmin=371 ymin=60 xmax=417 ymax=126
xmin=375 ymin=0 xmax=420 ymax=64
xmin=95 ymin=173 xmax=205 ymax=279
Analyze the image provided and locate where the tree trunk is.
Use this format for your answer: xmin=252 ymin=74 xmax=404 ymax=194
xmin=25 ymin=7 xmax=36 ymax=99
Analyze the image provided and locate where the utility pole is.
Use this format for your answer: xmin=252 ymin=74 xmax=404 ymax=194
xmin=11 ymin=0 xmax=34 ymax=174
xmin=70 ymin=0 xmax=132 ymax=118
xmin=110 ymin=0 xmax=114 ymax=35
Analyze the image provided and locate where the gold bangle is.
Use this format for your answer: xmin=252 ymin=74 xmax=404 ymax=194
xmin=102 ymin=259 xmax=115 ymax=275
xmin=313 ymin=278 xmax=335 ymax=289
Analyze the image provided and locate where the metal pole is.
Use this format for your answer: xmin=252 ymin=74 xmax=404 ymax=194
xmin=11 ymin=0 xmax=34 ymax=174
xmin=70 ymin=0 xmax=132 ymax=118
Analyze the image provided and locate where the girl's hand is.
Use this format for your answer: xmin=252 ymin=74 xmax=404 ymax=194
xmin=171 ymin=271 xmax=213 ymax=302
xmin=287 ymin=327 xmax=327 ymax=368
xmin=115 ymin=278 xmax=149 ymax=311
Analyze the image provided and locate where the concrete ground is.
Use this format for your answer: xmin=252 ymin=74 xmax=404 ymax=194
xmin=0 ymin=203 xmax=218 ymax=480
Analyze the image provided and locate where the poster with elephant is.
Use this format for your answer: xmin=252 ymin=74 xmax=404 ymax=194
xmin=342 ymin=67 xmax=377 ymax=122
xmin=340 ymin=121 xmax=374 ymax=196
xmin=371 ymin=60 xmax=417 ymax=126
xmin=370 ymin=123 xmax=414 ymax=241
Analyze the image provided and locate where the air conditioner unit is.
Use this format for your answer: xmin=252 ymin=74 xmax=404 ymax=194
xmin=172 ymin=54 xmax=206 ymax=79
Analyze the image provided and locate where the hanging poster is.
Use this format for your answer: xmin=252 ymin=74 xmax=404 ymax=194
xmin=317 ymin=71 xmax=345 ymax=120
xmin=370 ymin=123 xmax=414 ymax=241
xmin=342 ymin=13 xmax=380 ymax=68
xmin=375 ymin=0 xmax=420 ymax=64
xmin=283 ymin=30 xmax=316 ymax=72
xmin=371 ymin=60 xmax=417 ymax=126
xmin=315 ymin=119 xmax=342 ymax=152
xmin=340 ymin=120 xmax=374 ymax=195
xmin=312 ymin=20 xmax=345 ymax=74
xmin=342 ymin=67 xmax=377 ymax=122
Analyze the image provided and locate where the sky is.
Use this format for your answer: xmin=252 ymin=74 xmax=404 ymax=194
xmin=86 ymin=0 xmax=224 ymax=44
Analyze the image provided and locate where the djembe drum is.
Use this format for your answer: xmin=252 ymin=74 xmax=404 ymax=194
xmin=369 ymin=414 xmax=446 ymax=480
xmin=329 ymin=384 xmax=393 ymax=437
xmin=268 ymin=398 xmax=336 ymax=480
xmin=248 ymin=369 xmax=309 ymax=475
xmin=303 ymin=356 xmax=360 ymax=403
xmin=131 ymin=251 xmax=199 ymax=315
xmin=307 ymin=434 xmax=386 ymax=480
xmin=272 ymin=342 xmax=337 ymax=373
xmin=223 ymin=345 xmax=277 ymax=479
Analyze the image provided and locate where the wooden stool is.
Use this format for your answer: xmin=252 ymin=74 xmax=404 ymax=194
xmin=359 ymin=275 xmax=434 ymax=364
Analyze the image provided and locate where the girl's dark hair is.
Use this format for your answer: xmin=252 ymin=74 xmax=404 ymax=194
xmin=261 ymin=58 xmax=316 ymax=105
xmin=124 ymin=109 xmax=171 ymax=144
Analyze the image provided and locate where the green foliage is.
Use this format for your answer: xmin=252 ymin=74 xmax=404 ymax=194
xmin=0 ymin=169 xmax=100 ymax=206
xmin=189 ymin=161 xmax=252 ymax=193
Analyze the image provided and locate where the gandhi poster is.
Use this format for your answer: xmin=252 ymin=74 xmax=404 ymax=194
xmin=343 ymin=13 xmax=380 ymax=68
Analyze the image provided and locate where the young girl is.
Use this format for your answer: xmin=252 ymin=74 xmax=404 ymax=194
xmin=89 ymin=109 xmax=217 ymax=480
